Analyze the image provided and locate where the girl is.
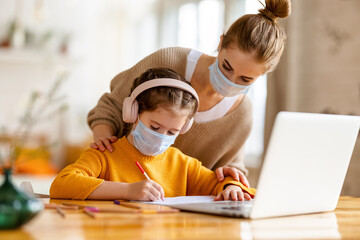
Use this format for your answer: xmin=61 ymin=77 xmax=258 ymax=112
xmin=50 ymin=68 xmax=256 ymax=201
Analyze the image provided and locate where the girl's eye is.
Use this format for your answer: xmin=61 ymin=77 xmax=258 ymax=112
xmin=222 ymin=64 xmax=231 ymax=71
xmin=168 ymin=131 xmax=176 ymax=136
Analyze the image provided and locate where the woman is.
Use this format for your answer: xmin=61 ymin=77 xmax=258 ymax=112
xmin=87 ymin=0 xmax=291 ymax=186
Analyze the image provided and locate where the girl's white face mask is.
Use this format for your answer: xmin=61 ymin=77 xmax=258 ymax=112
xmin=131 ymin=119 xmax=178 ymax=156
xmin=209 ymin=59 xmax=251 ymax=97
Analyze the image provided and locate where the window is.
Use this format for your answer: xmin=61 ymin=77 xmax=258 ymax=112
xmin=178 ymin=0 xmax=224 ymax=54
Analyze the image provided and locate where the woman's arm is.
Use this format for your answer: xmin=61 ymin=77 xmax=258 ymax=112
xmin=213 ymin=147 xmax=250 ymax=187
xmin=215 ymin=166 xmax=250 ymax=187
xmin=90 ymin=124 xmax=118 ymax=152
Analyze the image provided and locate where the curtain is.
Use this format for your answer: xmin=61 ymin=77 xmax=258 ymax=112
xmin=265 ymin=0 xmax=360 ymax=196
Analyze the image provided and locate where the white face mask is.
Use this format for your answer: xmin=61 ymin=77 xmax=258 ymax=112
xmin=209 ymin=59 xmax=251 ymax=97
xmin=131 ymin=120 xmax=178 ymax=156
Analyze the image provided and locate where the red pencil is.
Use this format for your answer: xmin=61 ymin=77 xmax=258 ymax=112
xmin=135 ymin=161 xmax=164 ymax=201
xmin=135 ymin=161 xmax=151 ymax=180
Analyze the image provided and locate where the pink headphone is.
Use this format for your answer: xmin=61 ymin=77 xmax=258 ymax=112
xmin=122 ymin=78 xmax=200 ymax=134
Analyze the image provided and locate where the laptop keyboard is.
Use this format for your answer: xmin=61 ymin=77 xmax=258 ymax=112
xmin=171 ymin=200 xmax=254 ymax=217
xmin=211 ymin=200 xmax=253 ymax=211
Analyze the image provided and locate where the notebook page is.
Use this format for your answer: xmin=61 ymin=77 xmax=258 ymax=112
xmin=132 ymin=195 xmax=215 ymax=206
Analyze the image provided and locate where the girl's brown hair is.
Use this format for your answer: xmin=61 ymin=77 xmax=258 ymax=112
xmin=221 ymin=0 xmax=291 ymax=72
xmin=124 ymin=68 xmax=198 ymax=135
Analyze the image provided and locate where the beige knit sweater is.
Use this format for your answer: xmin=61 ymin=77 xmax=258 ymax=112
xmin=87 ymin=47 xmax=253 ymax=174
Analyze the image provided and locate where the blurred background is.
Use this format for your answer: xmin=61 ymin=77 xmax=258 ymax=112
xmin=0 ymin=0 xmax=359 ymax=196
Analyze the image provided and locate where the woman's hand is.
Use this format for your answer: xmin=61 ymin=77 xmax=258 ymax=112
xmin=127 ymin=180 xmax=165 ymax=201
xmin=215 ymin=166 xmax=250 ymax=188
xmin=214 ymin=185 xmax=252 ymax=201
xmin=90 ymin=136 xmax=118 ymax=152
xmin=90 ymin=124 xmax=118 ymax=152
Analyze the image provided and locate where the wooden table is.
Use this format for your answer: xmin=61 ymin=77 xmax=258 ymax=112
xmin=1 ymin=196 xmax=359 ymax=240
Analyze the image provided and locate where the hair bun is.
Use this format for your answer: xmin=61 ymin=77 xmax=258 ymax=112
xmin=258 ymin=0 xmax=291 ymax=22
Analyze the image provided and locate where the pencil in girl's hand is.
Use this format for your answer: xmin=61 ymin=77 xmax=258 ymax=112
xmin=135 ymin=161 xmax=151 ymax=180
xmin=135 ymin=161 xmax=164 ymax=201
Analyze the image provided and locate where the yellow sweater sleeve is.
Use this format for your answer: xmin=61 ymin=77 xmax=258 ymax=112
xmin=50 ymin=149 xmax=106 ymax=200
xmin=186 ymin=157 xmax=256 ymax=197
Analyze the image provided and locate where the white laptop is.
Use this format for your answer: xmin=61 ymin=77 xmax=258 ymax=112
xmin=171 ymin=112 xmax=360 ymax=219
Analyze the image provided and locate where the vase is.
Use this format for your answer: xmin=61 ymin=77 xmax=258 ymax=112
xmin=0 ymin=168 xmax=44 ymax=229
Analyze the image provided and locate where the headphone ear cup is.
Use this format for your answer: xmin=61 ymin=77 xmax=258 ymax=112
xmin=122 ymin=97 xmax=139 ymax=123
xmin=129 ymin=100 xmax=139 ymax=123
xmin=180 ymin=118 xmax=194 ymax=134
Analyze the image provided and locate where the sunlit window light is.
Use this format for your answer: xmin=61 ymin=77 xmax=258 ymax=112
xmin=178 ymin=3 xmax=198 ymax=49
xmin=198 ymin=0 xmax=224 ymax=54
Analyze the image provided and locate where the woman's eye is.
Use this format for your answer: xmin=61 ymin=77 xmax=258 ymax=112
xmin=241 ymin=77 xmax=252 ymax=84
xmin=151 ymin=126 xmax=159 ymax=131
xmin=168 ymin=131 xmax=176 ymax=136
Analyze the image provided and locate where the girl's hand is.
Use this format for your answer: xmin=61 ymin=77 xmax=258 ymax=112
xmin=214 ymin=185 xmax=252 ymax=201
xmin=127 ymin=180 xmax=165 ymax=201
xmin=90 ymin=136 xmax=118 ymax=152
xmin=215 ymin=166 xmax=250 ymax=188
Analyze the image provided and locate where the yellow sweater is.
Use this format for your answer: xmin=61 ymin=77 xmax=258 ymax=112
xmin=50 ymin=137 xmax=256 ymax=200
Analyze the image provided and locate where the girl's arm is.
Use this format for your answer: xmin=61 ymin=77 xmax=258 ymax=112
xmin=50 ymin=149 xmax=164 ymax=201
xmin=87 ymin=180 xmax=164 ymax=201
xmin=214 ymin=184 xmax=252 ymax=201
xmin=49 ymin=150 xmax=106 ymax=200
xmin=86 ymin=181 xmax=129 ymax=200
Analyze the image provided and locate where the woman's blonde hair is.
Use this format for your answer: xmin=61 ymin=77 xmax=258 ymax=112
xmin=221 ymin=0 xmax=291 ymax=72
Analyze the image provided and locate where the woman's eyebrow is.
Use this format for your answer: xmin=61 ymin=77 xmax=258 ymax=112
xmin=224 ymin=59 xmax=254 ymax=80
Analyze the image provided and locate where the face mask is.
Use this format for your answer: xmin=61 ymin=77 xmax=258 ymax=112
xmin=209 ymin=59 xmax=251 ymax=97
xmin=131 ymin=119 xmax=178 ymax=156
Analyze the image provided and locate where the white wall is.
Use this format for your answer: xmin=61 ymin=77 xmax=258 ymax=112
xmin=0 ymin=0 xmax=162 ymax=167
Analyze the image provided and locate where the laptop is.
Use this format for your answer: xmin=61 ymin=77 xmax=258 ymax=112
xmin=171 ymin=112 xmax=360 ymax=219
